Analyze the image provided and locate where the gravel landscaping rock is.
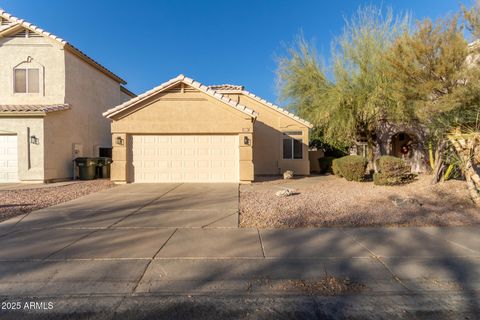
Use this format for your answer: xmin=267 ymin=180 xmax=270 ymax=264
xmin=240 ymin=175 xmax=480 ymax=228
xmin=283 ymin=170 xmax=294 ymax=179
xmin=275 ymin=188 xmax=295 ymax=197
xmin=0 ymin=180 xmax=115 ymax=222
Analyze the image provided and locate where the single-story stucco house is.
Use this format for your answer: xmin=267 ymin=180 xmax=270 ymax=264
xmin=103 ymin=75 xmax=313 ymax=183
xmin=0 ymin=10 xmax=133 ymax=182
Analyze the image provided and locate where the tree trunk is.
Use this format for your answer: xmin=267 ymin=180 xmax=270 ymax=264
xmin=449 ymin=134 xmax=480 ymax=206
xmin=366 ymin=135 xmax=376 ymax=172
xmin=431 ymin=139 xmax=446 ymax=184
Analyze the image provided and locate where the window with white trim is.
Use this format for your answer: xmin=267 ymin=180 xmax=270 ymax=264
xmin=283 ymin=138 xmax=303 ymax=159
xmin=14 ymin=67 xmax=40 ymax=93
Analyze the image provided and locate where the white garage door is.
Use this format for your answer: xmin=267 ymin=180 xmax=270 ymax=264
xmin=130 ymin=135 xmax=239 ymax=183
xmin=0 ymin=135 xmax=19 ymax=182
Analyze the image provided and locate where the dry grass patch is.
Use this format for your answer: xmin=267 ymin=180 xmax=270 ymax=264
xmin=240 ymin=175 xmax=480 ymax=228
xmin=248 ymin=276 xmax=367 ymax=296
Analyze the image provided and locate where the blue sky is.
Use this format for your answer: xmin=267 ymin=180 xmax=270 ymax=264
xmin=0 ymin=0 xmax=473 ymax=103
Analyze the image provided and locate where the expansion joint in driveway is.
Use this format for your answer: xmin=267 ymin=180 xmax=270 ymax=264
xmin=109 ymin=183 xmax=184 ymax=227
xmin=40 ymin=184 xmax=184 ymax=260
xmin=0 ymin=214 xmax=32 ymax=239
xmin=131 ymin=228 xmax=178 ymax=294
xmin=201 ymin=211 xmax=238 ymax=228
xmin=257 ymin=229 xmax=266 ymax=258
xmin=340 ymin=229 xmax=410 ymax=291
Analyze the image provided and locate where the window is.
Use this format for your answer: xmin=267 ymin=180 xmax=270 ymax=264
xmin=14 ymin=68 xmax=39 ymax=93
xmin=283 ymin=138 xmax=303 ymax=159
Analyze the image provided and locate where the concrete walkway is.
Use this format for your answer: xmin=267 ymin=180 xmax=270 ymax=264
xmin=0 ymin=184 xmax=479 ymax=318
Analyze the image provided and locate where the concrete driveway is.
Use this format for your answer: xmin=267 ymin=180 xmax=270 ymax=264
xmin=10 ymin=183 xmax=239 ymax=230
xmin=0 ymin=184 xmax=479 ymax=318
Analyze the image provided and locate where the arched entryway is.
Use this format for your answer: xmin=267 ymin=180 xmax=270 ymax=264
xmin=390 ymin=132 xmax=415 ymax=160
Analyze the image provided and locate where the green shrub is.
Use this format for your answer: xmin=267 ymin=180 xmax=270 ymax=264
xmin=373 ymin=172 xmax=416 ymax=186
xmin=332 ymin=158 xmax=342 ymax=177
xmin=332 ymin=155 xmax=368 ymax=181
xmin=318 ymin=157 xmax=335 ymax=174
xmin=374 ymin=156 xmax=416 ymax=185
xmin=376 ymin=156 xmax=411 ymax=177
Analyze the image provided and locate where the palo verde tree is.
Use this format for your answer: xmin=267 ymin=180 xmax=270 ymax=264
xmin=463 ymin=0 xmax=480 ymax=39
xmin=386 ymin=14 xmax=479 ymax=183
xmin=277 ymin=6 xmax=410 ymax=163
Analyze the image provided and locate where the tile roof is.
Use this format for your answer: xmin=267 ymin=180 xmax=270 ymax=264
xmin=208 ymin=84 xmax=244 ymax=91
xmin=0 ymin=10 xmax=126 ymax=84
xmin=103 ymin=74 xmax=258 ymax=119
xmin=209 ymin=84 xmax=313 ymax=128
xmin=469 ymin=40 xmax=480 ymax=49
xmin=0 ymin=104 xmax=71 ymax=113
xmin=240 ymin=89 xmax=313 ymax=128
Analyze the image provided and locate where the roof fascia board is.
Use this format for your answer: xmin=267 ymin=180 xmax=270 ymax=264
xmin=241 ymin=90 xmax=313 ymax=128
xmin=105 ymin=80 xmax=183 ymax=119
xmin=0 ymin=10 xmax=126 ymax=85
xmin=104 ymin=75 xmax=258 ymax=120
xmin=0 ymin=112 xmax=46 ymax=117
xmin=0 ymin=23 xmax=22 ymax=37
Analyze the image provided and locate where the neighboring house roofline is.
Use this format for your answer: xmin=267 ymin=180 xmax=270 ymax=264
xmin=207 ymin=84 xmax=313 ymax=128
xmin=209 ymin=84 xmax=245 ymax=91
xmin=0 ymin=9 xmax=127 ymax=85
xmin=0 ymin=104 xmax=70 ymax=116
xmin=469 ymin=39 xmax=480 ymax=48
xmin=120 ymin=86 xmax=136 ymax=98
xmin=103 ymin=74 xmax=258 ymax=119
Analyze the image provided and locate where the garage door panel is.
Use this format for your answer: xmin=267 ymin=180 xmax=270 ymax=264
xmin=0 ymin=135 xmax=19 ymax=182
xmin=130 ymin=135 xmax=239 ymax=183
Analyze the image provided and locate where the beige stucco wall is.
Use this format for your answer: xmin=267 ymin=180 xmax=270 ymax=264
xmin=226 ymin=93 xmax=310 ymax=176
xmin=109 ymin=86 xmax=255 ymax=183
xmin=0 ymin=36 xmax=65 ymax=105
xmin=0 ymin=34 xmax=64 ymax=181
xmin=0 ymin=32 xmax=127 ymax=181
xmin=308 ymin=150 xmax=325 ymax=173
xmin=41 ymin=50 xmax=127 ymax=181
xmin=0 ymin=117 xmax=44 ymax=181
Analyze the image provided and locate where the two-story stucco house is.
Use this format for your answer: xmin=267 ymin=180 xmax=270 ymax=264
xmin=103 ymin=75 xmax=312 ymax=184
xmin=0 ymin=10 xmax=133 ymax=182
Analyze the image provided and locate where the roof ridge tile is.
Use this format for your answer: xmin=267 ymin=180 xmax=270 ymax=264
xmin=241 ymin=89 xmax=312 ymax=128
xmin=103 ymin=74 xmax=257 ymax=119
xmin=0 ymin=10 xmax=124 ymax=84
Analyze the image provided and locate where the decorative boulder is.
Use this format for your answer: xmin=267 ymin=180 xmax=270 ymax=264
xmin=283 ymin=170 xmax=294 ymax=179
xmin=275 ymin=188 xmax=295 ymax=197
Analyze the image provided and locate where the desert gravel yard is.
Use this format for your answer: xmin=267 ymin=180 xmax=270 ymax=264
xmin=0 ymin=180 xmax=115 ymax=222
xmin=240 ymin=175 xmax=480 ymax=228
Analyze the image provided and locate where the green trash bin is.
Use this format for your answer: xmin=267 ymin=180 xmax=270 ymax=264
xmin=75 ymin=157 xmax=97 ymax=180
xmin=96 ymin=157 xmax=113 ymax=179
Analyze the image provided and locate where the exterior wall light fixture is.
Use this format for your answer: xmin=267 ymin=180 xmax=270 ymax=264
xmin=30 ymin=135 xmax=39 ymax=145
xmin=243 ymin=136 xmax=250 ymax=145
xmin=116 ymin=136 xmax=125 ymax=146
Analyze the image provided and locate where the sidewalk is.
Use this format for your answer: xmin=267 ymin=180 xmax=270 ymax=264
xmin=0 ymin=225 xmax=478 ymax=295
xmin=0 ymin=218 xmax=479 ymax=318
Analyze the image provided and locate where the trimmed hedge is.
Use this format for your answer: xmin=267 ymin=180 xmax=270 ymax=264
xmin=374 ymin=156 xmax=416 ymax=185
xmin=318 ymin=156 xmax=336 ymax=174
xmin=332 ymin=155 xmax=368 ymax=181
xmin=332 ymin=158 xmax=342 ymax=177
xmin=376 ymin=156 xmax=411 ymax=176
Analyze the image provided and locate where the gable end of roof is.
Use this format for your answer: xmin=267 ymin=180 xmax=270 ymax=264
xmin=103 ymin=75 xmax=257 ymax=119
xmin=0 ymin=10 xmax=126 ymax=85
xmin=241 ymin=90 xmax=313 ymax=128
